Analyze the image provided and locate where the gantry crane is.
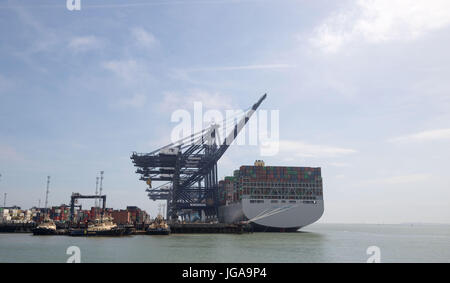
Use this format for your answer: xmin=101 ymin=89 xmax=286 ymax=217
xmin=131 ymin=94 xmax=267 ymax=221
xmin=69 ymin=193 xmax=106 ymax=223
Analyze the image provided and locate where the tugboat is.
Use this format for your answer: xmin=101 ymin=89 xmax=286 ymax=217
xmin=87 ymin=217 xmax=125 ymax=236
xmin=69 ymin=217 xmax=125 ymax=236
xmin=146 ymin=215 xmax=170 ymax=235
xmin=122 ymin=223 xmax=136 ymax=235
xmin=32 ymin=217 xmax=57 ymax=235
xmin=33 ymin=176 xmax=57 ymax=235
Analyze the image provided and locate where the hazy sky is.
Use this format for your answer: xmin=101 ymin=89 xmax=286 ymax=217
xmin=1 ymin=0 xmax=449 ymax=223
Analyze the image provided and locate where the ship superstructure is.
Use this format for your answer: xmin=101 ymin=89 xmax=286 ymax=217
xmin=32 ymin=217 xmax=57 ymax=235
xmin=146 ymin=214 xmax=170 ymax=235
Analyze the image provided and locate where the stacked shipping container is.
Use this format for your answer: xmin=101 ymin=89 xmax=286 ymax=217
xmin=219 ymin=161 xmax=323 ymax=204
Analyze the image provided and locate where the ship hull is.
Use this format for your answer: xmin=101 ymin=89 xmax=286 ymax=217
xmin=68 ymin=228 xmax=87 ymax=236
xmin=146 ymin=228 xmax=170 ymax=235
xmin=32 ymin=227 xmax=57 ymax=235
xmin=89 ymin=228 xmax=125 ymax=236
xmin=249 ymin=222 xmax=301 ymax=232
xmin=69 ymin=228 xmax=125 ymax=236
xmin=219 ymin=199 xmax=324 ymax=232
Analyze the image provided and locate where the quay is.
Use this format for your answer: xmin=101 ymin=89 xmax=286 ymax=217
xmin=1 ymin=222 xmax=252 ymax=235
xmin=170 ymin=223 xmax=252 ymax=234
xmin=0 ymin=222 xmax=36 ymax=233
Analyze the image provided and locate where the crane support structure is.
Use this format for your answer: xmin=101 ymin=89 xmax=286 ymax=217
xmin=69 ymin=193 xmax=106 ymax=223
xmin=131 ymin=94 xmax=267 ymax=221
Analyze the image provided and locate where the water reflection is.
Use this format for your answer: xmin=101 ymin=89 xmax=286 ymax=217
xmin=1 ymin=224 xmax=449 ymax=262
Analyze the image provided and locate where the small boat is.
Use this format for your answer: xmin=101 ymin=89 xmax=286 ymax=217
xmin=32 ymin=218 xmax=57 ymax=235
xmin=146 ymin=215 xmax=170 ymax=235
xmin=69 ymin=217 xmax=125 ymax=236
xmin=122 ymin=224 xmax=136 ymax=235
xmin=68 ymin=228 xmax=88 ymax=236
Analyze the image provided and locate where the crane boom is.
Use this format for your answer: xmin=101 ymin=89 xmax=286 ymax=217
xmin=131 ymin=94 xmax=267 ymax=221
xmin=180 ymin=94 xmax=267 ymax=188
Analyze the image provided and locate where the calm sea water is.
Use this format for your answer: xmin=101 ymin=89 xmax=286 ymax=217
xmin=0 ymin=223 xmax=449 ymax=263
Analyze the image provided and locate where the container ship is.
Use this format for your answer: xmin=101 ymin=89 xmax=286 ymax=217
xmin=218 ymin=160 xmax=324 ymax=232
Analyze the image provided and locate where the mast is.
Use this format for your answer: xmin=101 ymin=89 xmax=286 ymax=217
xmin=99 ymin=171 xmax=104 ymax=220
xmin=95 ymin=176 xmax=99 ymax=218
xmin=44 ymin=176 xmax=50 ymax=217
xmin=0 ymin=174 xmax=4 ymax=208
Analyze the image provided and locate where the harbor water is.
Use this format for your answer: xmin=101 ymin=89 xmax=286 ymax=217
xmin=0 ymin=223 xmax=449 ymax=263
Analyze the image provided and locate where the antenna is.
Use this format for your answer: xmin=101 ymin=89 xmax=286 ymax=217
xmin=44 ymin=176 xmax=50 ymax=209
xmin=95 ymin=176 xmax=99 ymax=218
xmin=0 ymin=173 xmax=3 ymax=208
xmin=44 ymin=176 xmax=50 ymax=217
xmin=99 ymin=171 xmax=104 ymax=197
xmin=99 ymin=171 xmax=104 ymax=220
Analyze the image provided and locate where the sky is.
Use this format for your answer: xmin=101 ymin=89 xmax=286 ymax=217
xmin=0 ymin=0 xmax=450 ymax=223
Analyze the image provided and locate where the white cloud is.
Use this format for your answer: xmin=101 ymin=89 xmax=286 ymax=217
xmin=186 ymin=64 xmax=295 ymax=72
xmin=102 ymin=60 xmax=149 ymax=84
xmin=0 ymin=74 xmax=13 ymax=94
xmin=389 ymin=128 xmax=450 ymax=143
xmin=0 ymin=144 xmax=24 ymax=162
xmin=131 ymin=27 xmax=158 ymax=48
xmin=328 ymin=162 xmax=351 ymax=167
xmin=116 ymin=93 xmax=147 ymax=108
xmin=311 ymin=0 xmax=450 ymax=53
xmin=171 ymin=63 xmax=294 ymax=87
xmin=103 ymin=60 xmax=136 ymax=76
xmin=276 ymin=140 xmax=357 ymax=158
xmin=102 ymin=59 xmax=154 ymax=109
xmin=366 ymin=173 xmax=432 ymax=185
xmin=160 ymin=89 xmax=235 ymax=111
xmin=68 ymin=36 xmax=103 ymax=52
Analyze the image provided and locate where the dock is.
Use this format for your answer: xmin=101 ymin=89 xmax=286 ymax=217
xmin=0 ymin=222 xmax=253 ymax=235
xmin=0 ymin=223 xmax=36 ymax=233
xmin=169 ymin=223 xmax=252 ymax=234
